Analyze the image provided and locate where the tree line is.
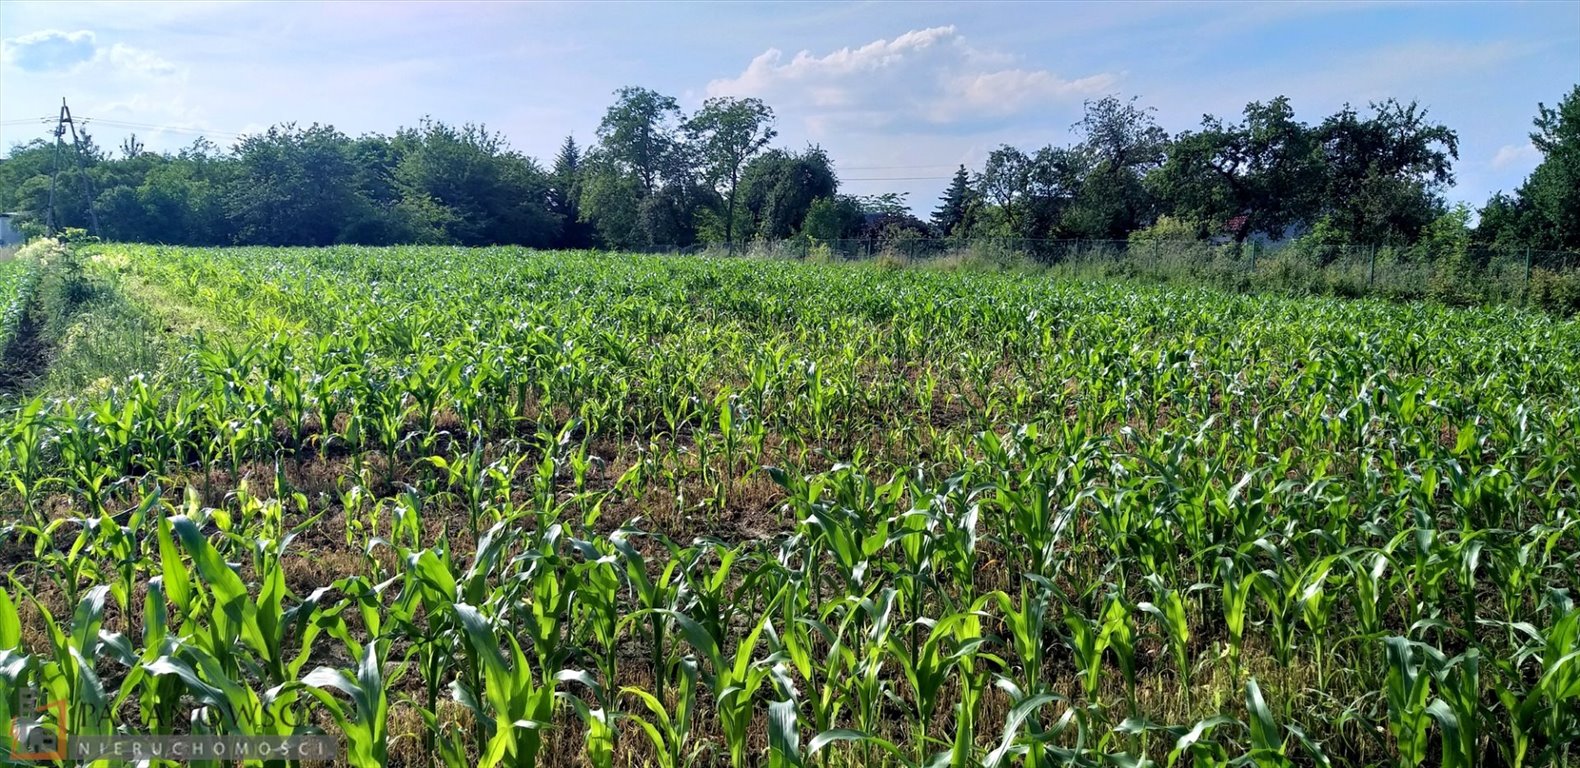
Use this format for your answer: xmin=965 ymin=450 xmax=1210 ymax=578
xmin=1 ymin=84 xmax=1575 ymax=254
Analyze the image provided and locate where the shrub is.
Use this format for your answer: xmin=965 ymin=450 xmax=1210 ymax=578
xmin=874 ymin=250 xmax=908 ymax=270
xmin=1128 ymin=215 xmax=1205 ymax=245
xmin=1254 ymin=249 xmax=1321 ymax=295
xmin=1528 ymin=268 xmax=1580 ymax=316
xmin=1288 ymin=216 xmax=1354 ymax=265
xmin=1428 ymin=249 xmax=1484 ymax=306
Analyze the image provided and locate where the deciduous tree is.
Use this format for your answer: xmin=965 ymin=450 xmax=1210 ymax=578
xmin=684 ymin=97 xmax=776 ymax=246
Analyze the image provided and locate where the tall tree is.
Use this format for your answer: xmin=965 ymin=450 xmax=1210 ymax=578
xmin=977 ymin=146 xmax=1033 ymax=236
xmin=932 ymin=165 xmax=972 ymax=236
xmin=392 ymin=119 xmax=559 ymax=247
xmin=1067 ymin=95 xmax=1170 ymax=237
xmin=595 ymin=87 xmax=682 ymax=195
xmin=800 ymin=195 xmax=864 ymax=241
xmin=1317 ymin=99 xmax=1457 ymax=245
xmin=549 ymin=135 xmax=592 ymax=248
xmin=583 ymin=87 xmax=705 ymax=248
xmin=1519 ymin=85 xmax=1580 ymax=250
xmin=578 ymin=148 xmax=645 ymax=248
xmin=228 ymin=123 xmax=368 ymax=246
xmin=1025 ymin=146 xmax=1085 ymax=238
xmin=736 ymin=146 xmax=838 ymax=240
xmin=684 ymin=97 xmax=776 ymax=246
xmin=1152 ymin=96 xmax=1325 ymax=241
xmin=1075 ymin=95 xmax=1170 ymax=176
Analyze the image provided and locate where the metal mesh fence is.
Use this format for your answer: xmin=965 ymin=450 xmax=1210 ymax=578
xmin=678 ymin=238 xmax=1580 ymax=313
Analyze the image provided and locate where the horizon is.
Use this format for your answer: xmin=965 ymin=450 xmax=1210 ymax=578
xmin=2 ymin=0 xmax=1577 ymax=213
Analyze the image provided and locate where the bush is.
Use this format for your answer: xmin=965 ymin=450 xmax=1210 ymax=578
xmin=1128 ymin=215 xmax=1205 ymax=245
xmin=1288 ymin=216 xmax=1354 ymax=265
xmin=873 ymin=251 xmax=908 ymax=270
xmin=1428 ymin=249 xmax=1484 ymax=306
xmin=54 ymin=227 xmax=101 ymax=247
xmin=1528 ymin=268 xmax=1580 ymax=316
xmin=31 ymin=240 xmax=100 ymax=332
xmin=1254 ymin=250 xmax=1321 ymax=295
xmin=1413 ymin=204 xmax=1474 ymax=265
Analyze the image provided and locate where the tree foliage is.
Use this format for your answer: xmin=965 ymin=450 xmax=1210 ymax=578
xmin=1477 ymin=85 xmax=1580 ymax=251
xmin=228 ymin=124 xmax=365 ymax=246
xmin=931 ymin=165 xmax=974 ymax=237
xmin=736 ymin=147 xmax=837 ymax=241
xmin=3 ymin=84 xmax=1576 ymax=258
xmin=1152 ymin=97 xmax=1324 ymax=242
xmin=1315 ymin=99 xmax=1458 ymax=245
xmin=684 ymin=97 xmax=776 ymax=245
xmin=594 ymin=87 xmax=683 ymax=195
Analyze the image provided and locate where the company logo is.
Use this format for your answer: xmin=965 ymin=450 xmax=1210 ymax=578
xmin=7 ymin=686 xmax=339 ymax=763
xmin=9 ymin=688 xmax=68 ymax=762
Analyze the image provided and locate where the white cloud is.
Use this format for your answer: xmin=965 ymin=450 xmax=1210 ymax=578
xmin=707 ymin=26 xmax=1117 ymax=135
xmin=937 ymin=69 xmax=1120 ymax=120
xmin=1490 ymin=142 xmax=1539 ymax=171
xmin=105 ymin=44 xmax=179 ymax=77
xmin=1 ymin=29 xmax=98 ymax=72
xmin=0 ymin=28 xmax=198 ymax=153
xmin=1 ymin=29 xmax=180 ymax=81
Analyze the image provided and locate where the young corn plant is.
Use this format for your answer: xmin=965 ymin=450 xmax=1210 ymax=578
xmin=663 ymin=596 xmax=782 ymax=768
xmin=453 ymin=602 xmax=558 ymax=767
xmin=1383 ymin=636 xmax=1466 ymax=768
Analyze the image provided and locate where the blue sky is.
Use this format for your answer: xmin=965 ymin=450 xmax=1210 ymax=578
xmin=1 ymin=0 xmax=1577 ymax=212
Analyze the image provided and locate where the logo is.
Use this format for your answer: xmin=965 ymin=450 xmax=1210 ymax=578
xmin=6 ymin=686 xmax=340 ymax=763
xmin=9 ymin=688 xmax=68 ymax=762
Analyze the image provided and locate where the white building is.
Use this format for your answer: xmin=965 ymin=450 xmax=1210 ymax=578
xmin=0 ymin=213 xmax=23 ymax=247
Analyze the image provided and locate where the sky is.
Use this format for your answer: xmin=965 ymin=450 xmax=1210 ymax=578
xmin=1 ymin=0 xmax=1577 ymax=214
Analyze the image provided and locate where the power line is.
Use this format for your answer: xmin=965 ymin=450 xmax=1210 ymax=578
xmin=5 ymin=114 xmax=244 ymax=137
xmin=842 ymin=176 xmax=955 ymax=181
xmin=841 ymin=163 xmax=962 ymax=171
xmin=76 ymin=117 xmax=245 ymax=138
xmin=2 ymin=114 xmax=247 ymax=143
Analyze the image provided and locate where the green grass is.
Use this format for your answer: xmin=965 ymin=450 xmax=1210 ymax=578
xmin=0 ymin=243 xmax=1577 ymax=767
xmin=0 ymin=247 xmax=39 ymax=355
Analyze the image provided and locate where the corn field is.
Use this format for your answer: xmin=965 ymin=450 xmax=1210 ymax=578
xmin=0 ymin=240 xmax=1577 ymax=767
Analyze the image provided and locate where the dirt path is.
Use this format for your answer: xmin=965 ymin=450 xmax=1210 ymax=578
xmin=0 ymin=305 xmax=49 ymax=395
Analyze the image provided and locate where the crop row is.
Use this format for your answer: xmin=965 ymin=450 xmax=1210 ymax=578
xmin=0 ymin=247 xmax=39 ymax=359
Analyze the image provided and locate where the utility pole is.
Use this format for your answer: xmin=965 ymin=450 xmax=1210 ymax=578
xmin=43 ymin=98 xmax=101 ymax=237
xmin=45 ymin=116 xmax=63 ymax=234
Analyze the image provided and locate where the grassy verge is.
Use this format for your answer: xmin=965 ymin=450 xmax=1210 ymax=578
xmin=0 ymin=240 xmax=227 ymax=399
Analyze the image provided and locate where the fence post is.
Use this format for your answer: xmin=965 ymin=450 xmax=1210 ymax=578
xmin=1524 ymin=247 xmax=1532 ymax=301
xmin=1249 ymin=241 xmax=1258 ymax=272
xmin=1368 ymin=245 xmax=1376 ymax=288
